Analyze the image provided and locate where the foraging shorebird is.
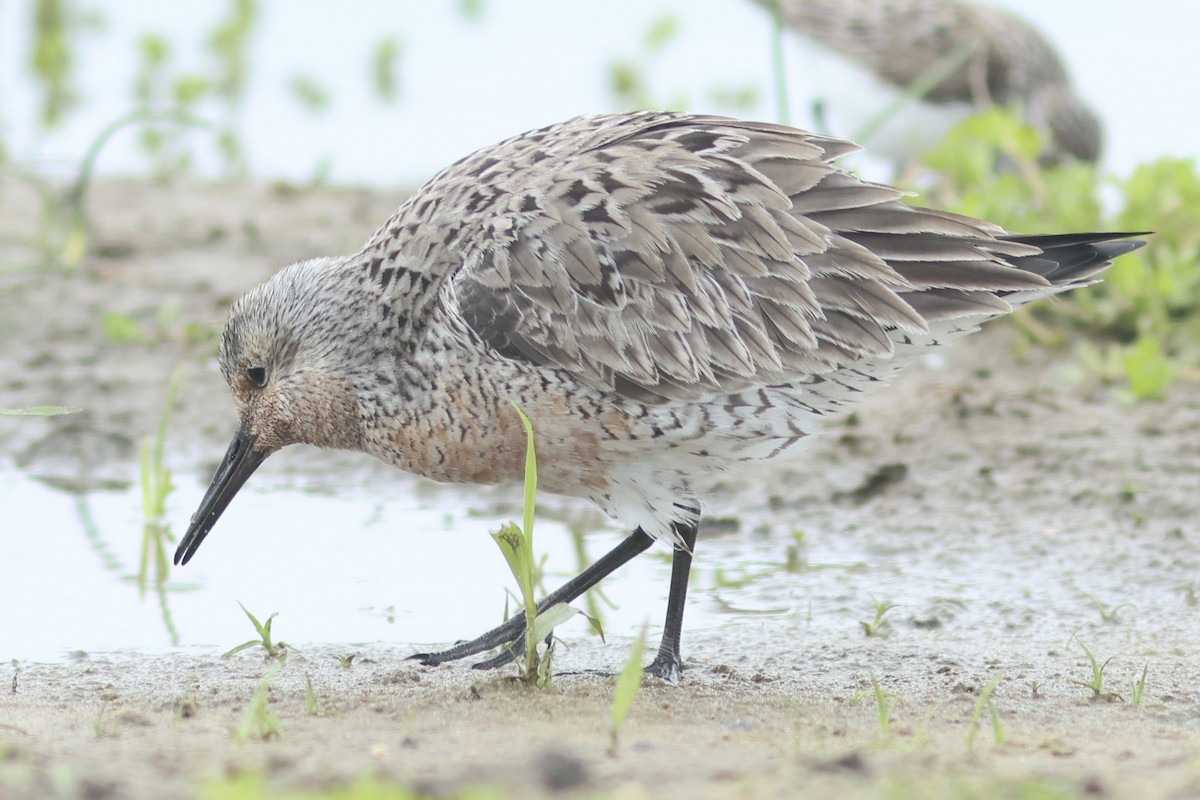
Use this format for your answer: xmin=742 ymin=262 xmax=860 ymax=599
xmin=753 ymin=0 xmax=1102 ymax=163
xmin=175 ymin=112 xmax=1141 ymax=681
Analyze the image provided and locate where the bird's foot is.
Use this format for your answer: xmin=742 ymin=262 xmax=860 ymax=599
xmin=644 ymin=653 xmax=683 ymax=683
xmin=407 ymin=617 xmax=526 ymax=667
xmin=411 ymin=631 xmax=555 ymax=673
xmin=470 ymin=644 xmax=520 ymax=671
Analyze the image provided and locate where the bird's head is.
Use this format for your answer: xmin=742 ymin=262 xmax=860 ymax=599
xmin=175 ymin=256 xmax=374 ymax=566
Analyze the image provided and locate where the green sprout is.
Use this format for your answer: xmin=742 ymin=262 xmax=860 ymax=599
xmin=859 ymin=596 xmax=897 ymax=638
xmin=608 ymin=623 xmax=648 ymax=757
xmin=235 ymin=662 xmax=282 ymax=743
xmin=491 ymin=403 xmax=593 ymax=685
xmin=966 ymin=672 xmax=1005 ymax=751
xmin=223 ymin=602 xmax=291 ymax=659
xmin=1129 ymin=663 xmax=1149 ymax=709
xmin=1066 ymin=629 xmax=1120 ymax=702
xmin=869 ymin=674 xmax=895 ymax=742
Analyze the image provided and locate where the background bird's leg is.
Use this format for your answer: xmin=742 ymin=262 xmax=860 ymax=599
xmin=410 ymin=527 xmax=656 ymax=667
xmin=645 ymin=520 xmax=699 ymax=683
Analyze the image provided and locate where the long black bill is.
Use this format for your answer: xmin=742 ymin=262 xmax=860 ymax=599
xmin=174 ymin=426 xmax=268 ymax=566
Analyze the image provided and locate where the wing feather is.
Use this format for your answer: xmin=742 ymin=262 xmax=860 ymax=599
xmin=435 ymin=112 xmax=1077 ymax=403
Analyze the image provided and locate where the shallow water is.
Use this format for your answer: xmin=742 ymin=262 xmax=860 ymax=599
xmin=0 ymin=466 xmax=682 ymax=661
xmin=5 ymin=449 xmax=1162 ymax=669
xmin=0 ymin=452 xmax=899 ymax=666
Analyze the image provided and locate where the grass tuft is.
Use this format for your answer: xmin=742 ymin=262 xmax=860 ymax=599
xmin=223 ymin=602 xmax=290 ymax=659
xmin=966 ymin=672 xmax=1005 ymax=751
xmin=859 ymin=596 xmax=896 ymax=638
xmin=235 ymin=662 xmax=282 ymax=744
xmin=1066 ymin=629 xmax=1121 ymax=702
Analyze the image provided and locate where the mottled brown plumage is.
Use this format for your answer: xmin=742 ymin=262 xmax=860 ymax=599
xmin=176 ymin=112 xmax=1142 ymax=680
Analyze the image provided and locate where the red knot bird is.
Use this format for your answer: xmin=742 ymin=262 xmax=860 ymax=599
xmin=175 ymin=111 xmax=1142 ymax=681
xmin=752 ymin=0 xmax=1102 ymax=163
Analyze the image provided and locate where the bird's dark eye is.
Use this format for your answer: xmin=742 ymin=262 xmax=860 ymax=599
xmin=246 ymin=366 xmax=267 ymax=387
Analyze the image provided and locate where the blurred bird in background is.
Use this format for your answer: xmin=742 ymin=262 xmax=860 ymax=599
xmin=750 ymin=0 xmax=1102 ymax=167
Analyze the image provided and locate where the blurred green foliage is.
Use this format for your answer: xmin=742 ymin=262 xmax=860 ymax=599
xmin=288 ymin=74 xmax=332 ymax=114
xmin=915 ymin=109 xmax=1199 ymax=399
xmin=30 ymin=0 xmax=102 ymax=129
xmin=131 ymin=0 xmax=257 ymax=175
xmin=371 ymin=37 xmax=404 ymax=103
xmin=608 ymin=13 xmax=758 ymax=114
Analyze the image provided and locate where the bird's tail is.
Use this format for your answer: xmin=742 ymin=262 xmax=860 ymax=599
xmin=999 ymin=232 xmax=1149 ymax=291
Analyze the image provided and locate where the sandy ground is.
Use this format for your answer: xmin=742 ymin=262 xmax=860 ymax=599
xmin=1 ymin=176 xmax=1199 ymax=799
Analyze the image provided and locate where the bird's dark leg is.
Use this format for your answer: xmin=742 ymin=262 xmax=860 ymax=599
xmin=409 ymin=527 xmax=656 ymax=667
xmin=645 ymin=520 xmax=699 ymax=683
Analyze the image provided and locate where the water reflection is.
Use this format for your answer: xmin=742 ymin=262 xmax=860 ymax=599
xmin=3 ymin=451 xmax=985 ymax=667
xmin=0 ymin=466 xmax=700 ymax=662
xmin=73 ymin=490 xmax=200 ymax=647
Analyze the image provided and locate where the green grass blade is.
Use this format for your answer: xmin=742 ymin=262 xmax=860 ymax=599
xmin=529 ymin=602 xmax=576 ymax=644
xmin=854 ymin=39 xmax=980 ymax=146
xmin=967 ymin=672 xmax=1004 ymax=751
xmin=0 ymin=406 xmax=80 ymax=416
xmin=609 ymin=623 xmax=648 ymax=754
xmin=509 ymin=401 xmax=537 ymax=540
xmin=870 ymin=674 xmax=892 ymax=739
xmin=235 ymin=662 xmax=283 ymax=744
xmin=222 ymin=640 xmax=260 ymax=659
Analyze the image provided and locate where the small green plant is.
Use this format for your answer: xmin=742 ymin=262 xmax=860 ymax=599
xmin=966 ymin=672 xmax=1005 ymax=751
xmin=1129 ymin=663 xmax=1149 ymax=708
xmin=608 ymin=624 xmax=648 ymax=757
xmin=235 ymin=662 xmax=282 ymax=743
xmin=859 ymin=596 xmax=896 ymax=638
xmin=1066 ymin=629 xmax=1120 ymax=702
xmin=490 ymin=405 xmax=584 ymax=685
xmin=223 ymin=602 xmax=291 ymax=659
xmin=1085 ymin=594 xmax=1135 ymax=625
xmin=304 ymin=676 xmax=324 ymax=716
xmin=490 ymin=402 xmax=543 ymax=682
xmin=10 ymin=109 xmax=207 ymax=272
xmin=783 ymin=530 xmax=807 ymax=572
xmin=869 ymin=674 xmax=894 ymax=741
xmin=93 ymin=699 xmax=113 ymax=738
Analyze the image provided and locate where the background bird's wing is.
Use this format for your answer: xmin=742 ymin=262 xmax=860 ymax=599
xmin=450 ymin=113 xmax=1047 ymax=403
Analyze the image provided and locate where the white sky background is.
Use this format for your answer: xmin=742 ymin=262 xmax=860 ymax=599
xmin=0 ymin=0 xmax=1196 ymax=186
